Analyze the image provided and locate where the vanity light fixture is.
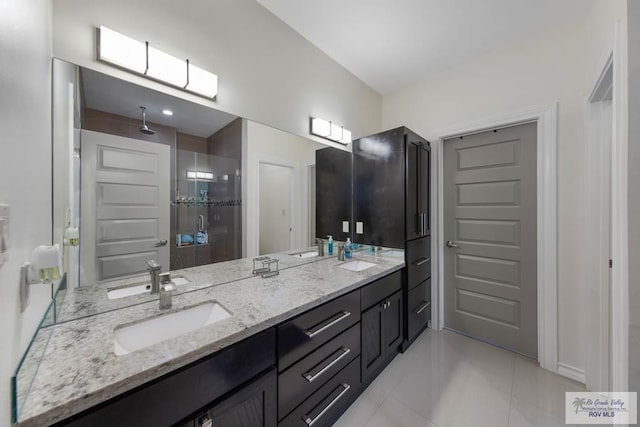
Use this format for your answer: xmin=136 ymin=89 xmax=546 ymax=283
xmin=98 ymin=26 xmax=218 ymax=99
xmin=162 ymin=109 xmax=174 ymax=116
xmin=310 ymin=117 xmax=352 ymax=144
xmin=186 ymin=171 xmax=214 ymax=180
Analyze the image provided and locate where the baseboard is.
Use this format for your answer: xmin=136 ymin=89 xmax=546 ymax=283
xmin=557 ymin=362 xmax=586 ymax=384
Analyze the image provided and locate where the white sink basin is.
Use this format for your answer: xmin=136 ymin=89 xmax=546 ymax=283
xmin=290 ymin=250 xmax=319 ymax=258
xmin=114 ymin=301 xmax=232 ymax=355
xmin=338 ymin=260 xmax=377 ymax=272
xmin=107 ymin=277 xmax=190 ymax=300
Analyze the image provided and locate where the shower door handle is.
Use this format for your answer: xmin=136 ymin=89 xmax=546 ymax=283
xmin=198 ymin=215 xmax=205 ymax=231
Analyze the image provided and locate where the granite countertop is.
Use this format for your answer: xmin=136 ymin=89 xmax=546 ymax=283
xmin=17 ymin=250 xmax=404 ymax=426
xmin=56 ymin=248 xmax=332 ymax=322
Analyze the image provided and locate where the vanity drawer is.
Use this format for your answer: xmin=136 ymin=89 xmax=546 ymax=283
xmin=407 ymin=278 xmax=431 ymax=340
xmin=278 ymin=291 xmax=360 ymax=371
xmin=407 ymin=236 xmax=431 ymax=289
xmin=278 ymin=323 xmax=360 ymax=419
xmin=360 ymin=270 xmax=402 ymax=311
xmin=279 ymin=356 xmax=360 ymax=427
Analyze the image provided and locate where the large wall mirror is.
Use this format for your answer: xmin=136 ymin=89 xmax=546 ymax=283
xmin=51 ymin=58 xmax=343 ymax=323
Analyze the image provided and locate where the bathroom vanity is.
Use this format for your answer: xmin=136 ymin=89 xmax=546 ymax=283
xmin=15 ymin=250 xmax=407 ymax=427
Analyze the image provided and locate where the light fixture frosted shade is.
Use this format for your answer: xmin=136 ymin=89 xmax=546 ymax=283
xmin=186 ymin=171 xmax=214 ymax=180
xmin=311 ymin=118 xmax=331 ymax=137
xmin=311 ymin=117 xmax=351 ymax=145
xmin=98 ymin=26 xmax=147 ymax=73
xmin=186 ymin=63 xmax=218 ymax=98
xmin=330 ymin=123 xmax=343 ymax=141
xmin=97 ymin=26 xmax=219 ymax=100
xmin=340 ymin=129 xmax=352 ymax=144
xmin=146 ymin=46 xmax=188 ymax=87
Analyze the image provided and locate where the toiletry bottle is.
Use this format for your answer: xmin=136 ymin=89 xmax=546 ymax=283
xmin=327 ymin=235 xmax=334 ymax=255
xmin=344 ymin=238 xmax=353 ymax=259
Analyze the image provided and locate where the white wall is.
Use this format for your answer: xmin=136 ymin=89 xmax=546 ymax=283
xmin=382 ymin=3 xmax=626 ymax=375
xmin=245 ymin=120 xmax=326 ymax=257
xmin=0 ymin=0 xmax=52 ymax=425
xmin=51 ymin=0 xmax=381 ymax=145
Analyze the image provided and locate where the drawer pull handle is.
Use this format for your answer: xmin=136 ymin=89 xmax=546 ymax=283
xmin=414 ymin=301 xmax=430 ymax=315
xmin=304 ymin=311 xmax=351 ymax=338
xmin=302 ymin=346 xmax=351 ymax=383
xmin=302 ymin=382 xmax=351 ymax=426
xmin=414 ymin=257 xmax=430 ymax=266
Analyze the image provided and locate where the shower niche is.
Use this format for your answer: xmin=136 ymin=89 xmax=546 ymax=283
xmin=171 ymin=129 xmax=242 ymax=270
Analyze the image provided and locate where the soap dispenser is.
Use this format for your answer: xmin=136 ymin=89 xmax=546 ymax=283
xmin=327 ymin=235 xmax=334 ymax=255
xmin=344 ymin=238 xmax=353 ymax=259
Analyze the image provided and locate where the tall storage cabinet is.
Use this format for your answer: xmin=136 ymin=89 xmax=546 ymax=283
xmin=352 ymin=127 xmax=431 ymax=350
xmin=315 ymin=147 xmax=352 ymax=241
xmin=352 ymin=128 xmax=406 ymax=248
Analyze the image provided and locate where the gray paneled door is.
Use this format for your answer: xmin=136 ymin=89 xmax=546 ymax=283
xmin=81 ymin=130 xmax=170 ymax=284
xmin=444 ymin=123 xmax=537 ymax=358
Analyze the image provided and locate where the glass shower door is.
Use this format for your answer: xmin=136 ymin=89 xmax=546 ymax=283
xmin=171 ymin=149 xmax=241 ymax=270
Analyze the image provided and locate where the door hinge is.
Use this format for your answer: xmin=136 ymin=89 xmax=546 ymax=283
xmin=609 ymin=259 xmax=613 ymax=268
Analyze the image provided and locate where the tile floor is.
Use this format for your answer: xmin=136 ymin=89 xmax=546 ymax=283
xmin=334 ymin=328 xmax=591 ymax=427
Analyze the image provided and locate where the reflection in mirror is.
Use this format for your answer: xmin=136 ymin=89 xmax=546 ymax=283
xmin=79 ymin=68 xmax=240 ymax=284
xmin=52 ymin=59 xmax=338 ymax=322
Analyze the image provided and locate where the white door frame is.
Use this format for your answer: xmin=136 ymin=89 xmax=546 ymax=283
xmin=432 ymin=103 xmax=558 ymax=374
xmin=254 ymin=158 xmax=296 ymax=255
xmin=584 ymin=21 xmax=629 ymax=394
xmin=585 ymin=50 xmax=614 ymax=391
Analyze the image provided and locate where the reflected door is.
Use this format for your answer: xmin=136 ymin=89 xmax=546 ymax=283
xmin=258 ymin=163 xmax=293 ymax=255
xmin=443 ymin=123 xmax=537 ymax=358
xmin=80 ymin=130 xmax=170 ymax=284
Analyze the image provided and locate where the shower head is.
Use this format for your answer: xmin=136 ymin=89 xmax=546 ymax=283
xmin=139 ymin=106 xmax=156 ymax=135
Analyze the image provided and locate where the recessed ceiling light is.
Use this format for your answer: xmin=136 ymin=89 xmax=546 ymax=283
xmin=162 ymin=109 xmax=174 ymax=116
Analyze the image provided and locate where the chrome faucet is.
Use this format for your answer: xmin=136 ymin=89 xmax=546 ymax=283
xmin=315 ymin=238 xmax=325 ymax=256
xmin=337 ymin=243 xmax=345 ymax=261
xmin=147 ymin=260 xmax=161 ymax=294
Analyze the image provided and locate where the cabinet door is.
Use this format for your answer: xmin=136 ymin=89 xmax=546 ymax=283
xmin=419 ymin=142 xmax=431 ymax=237
xmin=353 ymin=128 xmax=405 ymax=248
xmin=405 ymin=135 xmax=421 ymax=241
xmin=315 ymin=147 xmax=352 ymax=241
xmin=198 ymin=369 xmax=277 ymax=427
xmin=406 ymin=131 xmax=430 ymax=240
xmin=361 ymin=304 xmax=384 ymax=381
xmin=383 ymin=291 xmax=403 ymax=352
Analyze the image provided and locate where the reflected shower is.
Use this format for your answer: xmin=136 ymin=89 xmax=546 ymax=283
xmin=139 ymin=106 xmax=155 ymax=135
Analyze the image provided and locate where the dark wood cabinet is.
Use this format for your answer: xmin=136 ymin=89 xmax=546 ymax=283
xmin=186 ymin=368 xmax=277 ymax=427
xmin=404 ymin=236 xmax=431 ymax=350
xmin=57 ymin=329 xmax=276 ymax=427
xmin=315 ymin=147 xmax=352 ymax=241
xmin=54 ymin=271 xmax=410 ymax=427
xmin=407 ymin=279 xmax=431 ymax=342
xmin=278 ymin=291 xmax=360 ymax=372
xmin=278 ymin=356 xmax=361 ymax=427
xmin=352 ymin=128 xmax=406 ymax=248
xmin=405 ymin=129 xmax=431 ymax=240
xmin=361 ymin=290 xmax=403 ymax=383
xmin=352 ymin=127 xmax=430 ymax=248
xmin=277 ymin=291 xmax=362 ymax=423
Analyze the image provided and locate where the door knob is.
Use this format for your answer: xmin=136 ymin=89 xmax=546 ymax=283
xmin=154 ymin=240 xmax=168 ymax=247
xmin=446 ymin=241 xmax=459 ymax=248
